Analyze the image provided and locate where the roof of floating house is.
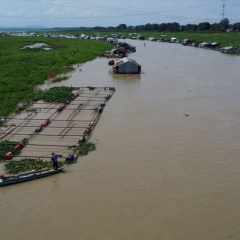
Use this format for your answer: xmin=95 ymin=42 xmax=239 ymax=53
xmin=222 ymin=46 xmax=235 ymax=50
xmin=113 ymin=57 xmax=141 ymax=68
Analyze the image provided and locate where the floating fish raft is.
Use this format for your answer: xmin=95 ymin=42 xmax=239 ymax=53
xmin=0 ymin=86 xmax=115 ymax=185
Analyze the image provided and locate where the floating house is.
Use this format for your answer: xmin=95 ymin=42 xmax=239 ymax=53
xmin=222 ymin=46 xmax=239 ymax=54
xmin=110 ymin=48 xmax=127 ymax=57
xmin=112 ymin=57 xmax=141 ymax=74
xmin=199 ymin=42 xmax=212 ymax=48
xmin=182 ymin=39 xmax=192 ymax=45
xmin=170 ymin=37 xmax=180 ymax=43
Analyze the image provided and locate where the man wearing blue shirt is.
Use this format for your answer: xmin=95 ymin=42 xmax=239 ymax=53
xmin=51 ymin=153 xmax=62 ymax=170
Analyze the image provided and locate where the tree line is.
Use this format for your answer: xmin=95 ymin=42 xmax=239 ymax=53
xmin=93 ymin=18 xmax=240 ymax=32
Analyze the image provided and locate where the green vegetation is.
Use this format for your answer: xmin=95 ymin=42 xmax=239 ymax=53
xmin=0 ymin=140 xmax=21 ymax=160
xmin=0 ymin=36 xmax=112 ymax=117
xmin=108 ymin=60 xmax=115 ymax=66
xmin=78 ymin=142 xmax=96 ymax=156
xmin=35 ymin=86 xmax=73 ymax=103
xmin=4 ymin=158 xmax=65 ymax=174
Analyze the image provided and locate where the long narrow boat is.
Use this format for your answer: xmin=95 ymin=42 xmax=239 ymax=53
xmin=0 ymin=165 xmax=66 ymax=186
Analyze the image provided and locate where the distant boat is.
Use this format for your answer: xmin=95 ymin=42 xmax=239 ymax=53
xmin=0 ymin=165 xmax=66 ymax=186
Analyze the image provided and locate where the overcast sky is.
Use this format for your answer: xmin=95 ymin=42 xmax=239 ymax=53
xmin=0 ymin=0 xmax=239 ymax=28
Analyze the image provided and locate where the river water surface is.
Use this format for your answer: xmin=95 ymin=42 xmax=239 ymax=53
xmin=1 ymin=40 xmax=240 ymax=240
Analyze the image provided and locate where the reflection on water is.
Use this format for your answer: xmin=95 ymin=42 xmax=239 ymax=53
xmin=1 ymin=40 xmax=240 ymax=240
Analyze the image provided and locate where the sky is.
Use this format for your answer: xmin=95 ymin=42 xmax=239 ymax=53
xmin=0 ymin=0 xmax=239 ymax=28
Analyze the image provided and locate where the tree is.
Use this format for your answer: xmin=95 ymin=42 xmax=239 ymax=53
xmin=210 ymin=23 xmax=220 ymax=31
xmin=219 ymin=18 xmax=229 ymax=31
xmin=116 ymin=24 xmax=127 ymax=31
xmin=171 ymin=22 xmax=180 ymax=32
xmin=128 ymin=25 xmax=134 ymax=30
xmin=198 ymin=22 xmax=211 ymax=31
xmin=232 ymin=22 xmax=240 ymax=31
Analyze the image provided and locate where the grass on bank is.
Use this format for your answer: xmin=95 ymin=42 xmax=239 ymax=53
xmin=0 ymin=36 xmax=112 ymax=117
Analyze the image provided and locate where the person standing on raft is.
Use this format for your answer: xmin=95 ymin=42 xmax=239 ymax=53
xmin=51 ymin=153 xmax=62 ymax=170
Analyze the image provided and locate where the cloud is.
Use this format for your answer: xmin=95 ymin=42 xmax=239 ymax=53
xmin=78 ymin=10 xmax=95 ymax=18
xmin=6 ymin=8 xmax=26 ymax=17
xmin=44 ymin=6 xmax=71 ymax=17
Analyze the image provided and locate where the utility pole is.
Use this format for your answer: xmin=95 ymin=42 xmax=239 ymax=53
xmin=222 ymin=0 xmax=226 ymax=20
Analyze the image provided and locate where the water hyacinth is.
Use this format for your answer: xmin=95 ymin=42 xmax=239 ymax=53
xmin=4 ymin=158 xmax=65 ymax=174
xmin=35 ymin=86 xmax=74 ymax=103
xmin=78 ymin=142 xmax=96 ymax=156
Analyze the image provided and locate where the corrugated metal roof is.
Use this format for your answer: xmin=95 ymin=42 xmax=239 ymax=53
xmin=113 ymin=57 xmax=141 ymax=67
xmin=223 ymin=46 xmax=234 ymax=50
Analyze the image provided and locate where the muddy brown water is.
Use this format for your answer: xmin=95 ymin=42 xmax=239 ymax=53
xmin=1 ymin=40 xmax=240 ymax=240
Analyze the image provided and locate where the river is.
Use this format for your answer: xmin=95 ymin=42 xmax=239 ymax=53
xmin=1 ymin=40 xmax=240 ymax=240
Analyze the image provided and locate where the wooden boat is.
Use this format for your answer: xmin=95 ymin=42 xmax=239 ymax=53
xmin=0 ymin=165 xmax=66 ymax=186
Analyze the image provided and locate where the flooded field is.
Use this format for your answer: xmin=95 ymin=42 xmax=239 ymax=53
xmin=1 ymin=40 xmax=240 ymax=240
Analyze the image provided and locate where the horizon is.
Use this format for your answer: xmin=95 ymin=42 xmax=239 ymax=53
xmin=0 ymin=0 xmax=239 ymax=28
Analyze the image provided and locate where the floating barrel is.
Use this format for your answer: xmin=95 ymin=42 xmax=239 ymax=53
xmin=1 ymin=118 xmax=7 ymax=123
xmin=71 ymin=93 xmax=79 ymax=100
xmin=109 ymin=87 xmax=115 ymax=91
xmin=35 ymin=126 xmax=42 ymax=132
xmin=84 ymin=128 xmax=91 ymax=136
xmin=105 ymin=94 xmax=111 ymax=100
xmin=89 ymin=121 xmax=95 ymax=126
xmin=98 ymin=106 xmax=103 ymax=113
xmin=14 ymin=141 xmax=26 ymax=150
xmin=4 ymin=152 xmax=13 ymax=160
xmin=101 ymin=102 xmax=106 ymax=107
xmin=24 ymin=102 xmax=30 ymax=107
xmin=78 ymin=136 xmax=86 ymax=144
xmin=57 ymin=104 xmax=65 ymax=111
xmin=41 ymin=119 xmax=51 ymax=127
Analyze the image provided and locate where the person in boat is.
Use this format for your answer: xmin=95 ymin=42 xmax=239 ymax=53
xmin=51 ymin=153 xmax=62 ymax=170
xmin=66 ymin=154 xmax=74 ymax=162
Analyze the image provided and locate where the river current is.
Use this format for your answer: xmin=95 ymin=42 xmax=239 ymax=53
xmin=1 ymin=40 xmax=240 ymax=240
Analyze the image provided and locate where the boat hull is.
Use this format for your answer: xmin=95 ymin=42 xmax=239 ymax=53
xmin=0 ymin=165 xmax=66 ymax=186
